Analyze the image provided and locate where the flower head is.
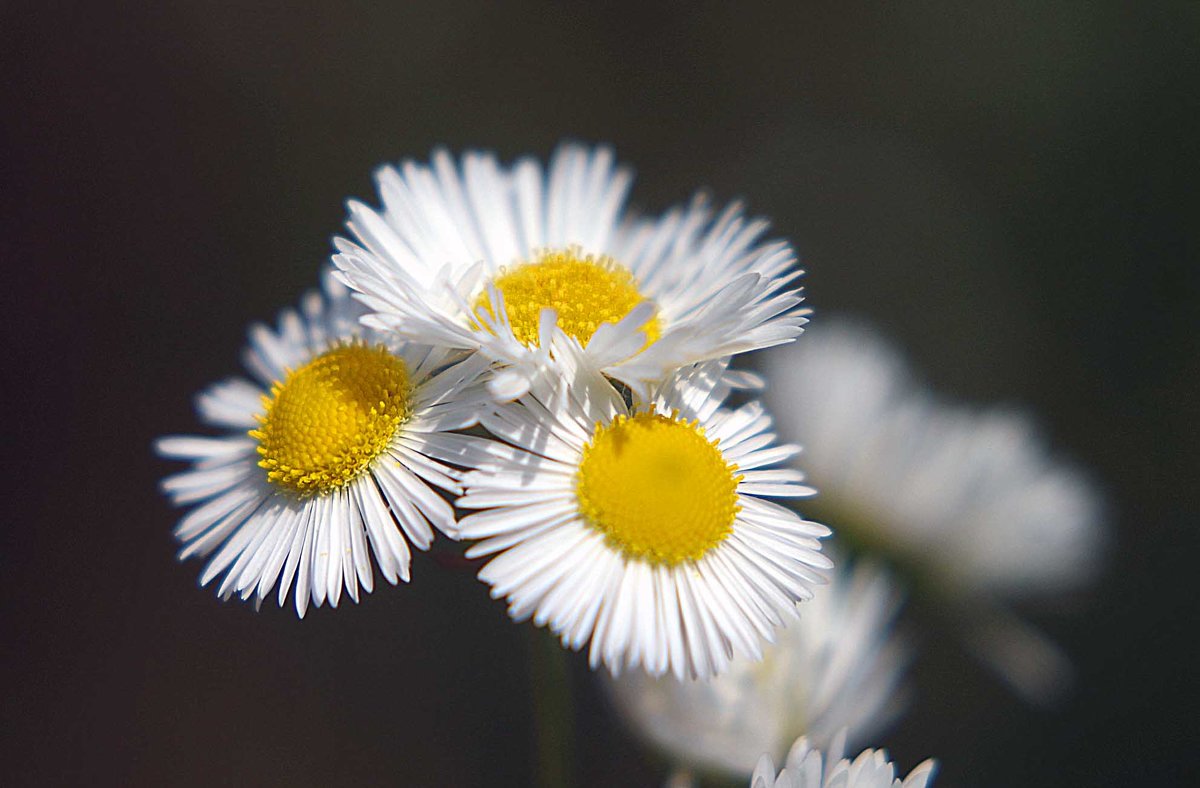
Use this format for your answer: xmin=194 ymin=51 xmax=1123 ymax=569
xmin=333 ymin=143 xmax=808 ymax=400
xmin=455 ymin=331 xmax=831 ymax=679
xmin=763 ymin=319 xmax=1106 ymax=698
xmin=751 ymin=731 xmax=936 ymax=788
xmin=157 ymin=272 xmax=492 ymax=615
xmin=608 ymin=558 xmax=910 ymax=777
xmin=764 ymin=319 xmax=1105 ymax=597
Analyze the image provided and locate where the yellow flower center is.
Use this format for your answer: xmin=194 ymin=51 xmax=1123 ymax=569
xmin=575 ymin=412 xmax=741 ymax=565
xmin=250 ymin=343 xmax=413 ymax=496
xmin=472 ymin=249 xmax=661 ymax=348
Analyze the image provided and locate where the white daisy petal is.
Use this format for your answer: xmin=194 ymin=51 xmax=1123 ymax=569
xmin=176 ymin=495 xmax=265 ymax=562
xmin=244 ymin=498 xmax=298 ymax=602
xmin=293 ymin=505 xmax=317 ymax=618
xmin=346 ymin=490 xmax=375 ymax=597
xmin=314 ymin=494 xmax=337 ymax=608
xmin=353 ymin=481 xmax=402 ymax=584
xmin=466 ymin=509 xmax=581 ymax=565
xmin=233 ymin=502 xmax=300 ymax=600
xmin=272 ymin=497 xmax=313 ymax=607
xmin=170 ymin=482 xmax=262 ymax=542
xmin=200 ymin=502 xmax=275 ymax=589
xmin=155 ymin=435 xmax=255 ymax=463
xmin=195 ymin=379 xmax=266 ymax=428
xmin=160 ymin=464 xmax=255 ymax=506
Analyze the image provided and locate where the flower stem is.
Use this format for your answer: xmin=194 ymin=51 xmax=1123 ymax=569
xmin=529 ymin=626 xmax=575 ymax=788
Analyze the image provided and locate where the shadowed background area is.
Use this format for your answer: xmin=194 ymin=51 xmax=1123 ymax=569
xmin=3 ymin=2 xmax=1197 ymax=785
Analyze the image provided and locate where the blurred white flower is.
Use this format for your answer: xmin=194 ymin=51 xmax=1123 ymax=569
xmin=763 ymin=319 xmax=1106 ymax=698
xmin=750 ymin=730 xmax=936 ymax=788
xmin=607 ymin=558 xmax=909 ymax=777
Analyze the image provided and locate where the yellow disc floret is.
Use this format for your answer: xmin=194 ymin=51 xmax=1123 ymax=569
xmin=473 ymin=248 xmax=661 ymax=348
xmin=250 ymin=342 xmax=413 ymax=496
xmin=575 ymin=412 xmax=741 ymax=565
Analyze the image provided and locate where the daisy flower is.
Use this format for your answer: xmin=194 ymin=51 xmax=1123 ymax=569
xmin=332 ymin=143 xmax=807 ymax=400
xmin=762 ymin=319 xmax=1105 ymax=698
xmin=750 ymin=731 xmax=936 ymax=788
xmin=455 ymin=331 xmax=831 ymax=680
xmin=607 ymin=557 xmax=909 ymax=777
xmin=156 ymin=273 xmax=492 ymax=616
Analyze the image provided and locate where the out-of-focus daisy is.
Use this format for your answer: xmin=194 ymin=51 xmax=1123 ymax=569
xmin=607 ymin=557 xmax=909 ymax=778
xmin=332 ymin=143 xmax=807 ymax=400
xmin=157 ymin=273 xmax=491 ymax=616
xmin=750 ymin=731 xmax=936 ymax=788
xmin=455 ymin=332 xmax=831 ymax=679
xmin=763 ymin=319 xmax=1105 ymax=698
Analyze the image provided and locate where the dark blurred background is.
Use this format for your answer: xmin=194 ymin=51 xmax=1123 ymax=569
xmin=3 ymin=2 xmax=1197 ymax=785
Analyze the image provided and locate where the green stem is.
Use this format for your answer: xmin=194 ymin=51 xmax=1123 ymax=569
xmin=529 ymin=626 xmax=575 ymax=788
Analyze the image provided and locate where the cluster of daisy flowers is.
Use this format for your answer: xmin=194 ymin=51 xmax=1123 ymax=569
xmin=159 ymin=143 xmax=829 ymax=683
xmin=159 ymin=142 xmax=1105 ymax=784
